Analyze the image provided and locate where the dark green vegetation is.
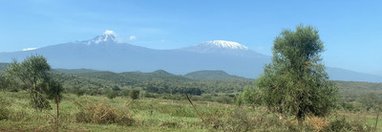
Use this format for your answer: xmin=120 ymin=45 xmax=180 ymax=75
xmin=1 ymin=57 xmax=381 ymax=131
xmin=185 ymin=70 xmax=248 ymax=81
xmin=256 ymin=26 xmax=337 ymax=123
xmin=4 ymin=56 xmax=63 ymax=111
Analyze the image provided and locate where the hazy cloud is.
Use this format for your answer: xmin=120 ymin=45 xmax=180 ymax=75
xmin=129 ymin=35 xmax=137 ymax=41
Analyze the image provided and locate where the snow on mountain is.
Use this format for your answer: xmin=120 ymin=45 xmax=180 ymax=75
xmin=87 ymin=30 xmax=117 ymax=45
xmin=203 ymin=40 xmax=249 ymax=50
xmin=22 ymin=48 xmax=38 ymax=51
xmin=179 ymin=40 xmax=265 ymax=57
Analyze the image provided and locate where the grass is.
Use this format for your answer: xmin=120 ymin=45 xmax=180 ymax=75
xmin=0 ymin=91 xmax=379 ymax=131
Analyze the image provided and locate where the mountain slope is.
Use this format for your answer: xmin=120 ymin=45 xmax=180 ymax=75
xmin=0 ymin=31 xmax=270 ymax=78
xmin=185 ymin=70 xmax=249 ymax=81
xmin=0 ymin=31 xmax=381 ymax=82
xmin=327 ymin=67 xmax=382 ymax=82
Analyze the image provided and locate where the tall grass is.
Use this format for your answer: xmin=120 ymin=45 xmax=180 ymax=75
xmin=0 ymin=91 xmax=377 ymax=131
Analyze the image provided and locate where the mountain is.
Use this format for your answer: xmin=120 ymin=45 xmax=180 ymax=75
xmin=0 ymin=30 xmax=270 ymax=78
xmin=185 ymin=70 xmax=249 ymax=81
xmin=327 ymin=67 xmax=382 ymax=82
xmin=1 ymin=30 xmax=381 ymax=82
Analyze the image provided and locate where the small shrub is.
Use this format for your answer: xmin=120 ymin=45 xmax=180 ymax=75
xmin=202 ymin=110 xmax=225 ymax=129
xmin=130 ymin=90 xmax=140 ymax=100
xmin=106 ymin=91 xmax=118 ymax=99
xmin=223 ymin=108 xmax=253 ymax=132
xmin=324 ymin=118 xmax=352 ymax=131
xmin=9 ymin=110 xmax=30 ymax=121
xmin=117 ymin=115 xmax=135 ymax=126
xmin=76 ymin=102 xmax=118 ymax=124
xmin=0 ymin=107 xmax=9 ymax=120
xmin=202 ymin=108 xmax=257 ymax=131
xmin=75 ymin=102 xmax=134 ymax=125
xmin=323 ymin=118 xmax=372 ymax=132
xmin=306 ymin=116 xmax=328 ymax=131
xmin=160 ymin=121 xmax=180 ymax=128
xmin=75 ymin=110 xmax=92 ymax=123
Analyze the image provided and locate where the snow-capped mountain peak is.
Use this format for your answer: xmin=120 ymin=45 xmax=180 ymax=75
xmin=202 ymin=40 xmax=248 ymax=50
xmin=87 ymin=30 xmax=117 ymax=44
xmin=180 ymin=40 xmax=252 ymax=55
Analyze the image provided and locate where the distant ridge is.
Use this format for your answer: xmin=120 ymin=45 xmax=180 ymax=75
xmin=185 ymin=70 xmax=249 ymax=81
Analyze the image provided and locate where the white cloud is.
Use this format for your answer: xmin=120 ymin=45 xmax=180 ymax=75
xmin=104 ymin=30 xmax=115 ymax=35
xmin=129 ymin=35 xmax=137 ymax=41
xmin=22 ymin=48 xmax=37 ymax=51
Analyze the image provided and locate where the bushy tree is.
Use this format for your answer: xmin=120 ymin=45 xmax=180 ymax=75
xmin=238 ymin=83 xmax=265 ymax=107
xmin=256 ymin=25 xmax=337 ymax=123
xmin=130 ymin=90 xmax=140 ymax=100
xmin=46 ymin=79 xmax=63 ymax=129
xmin=5 ymin=55 xmax=57 ymax=110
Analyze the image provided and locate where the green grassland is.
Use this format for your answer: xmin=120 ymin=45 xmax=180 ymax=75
xmin=0 ymin=91 xmax=379 ymax=132
xmin=1 ymin=63 xmax=382 ymax=131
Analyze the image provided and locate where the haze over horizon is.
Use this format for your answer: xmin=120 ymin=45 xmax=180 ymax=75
xmin=0 ymin=0 xmax=381 ymax=75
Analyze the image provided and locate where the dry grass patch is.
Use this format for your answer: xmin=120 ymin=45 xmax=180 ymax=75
xmin=75 ymin=101 xmax=134 ymax=126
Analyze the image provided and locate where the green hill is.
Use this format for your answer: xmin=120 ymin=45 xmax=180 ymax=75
xmin=185 ymin=70 xmax=250 ymax=81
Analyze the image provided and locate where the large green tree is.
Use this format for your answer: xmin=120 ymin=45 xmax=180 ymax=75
xmin=5 ymin=55 xmax=55 ymax=110
xmin=256 ymin=25 xmax=337 ymax=123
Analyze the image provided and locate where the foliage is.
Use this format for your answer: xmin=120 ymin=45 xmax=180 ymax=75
xmin=237 ymin=84 xmax=263 ymax=106
xmin=130 ymin=90 xmax=140 ymax=100
xmin=46 ymin=79 xmax=63 ymax=103
xmin=256 ymin=25 xmax=337 ymax=122
xmin=359 ymin=93 xmax=382 ymax=111
xmin=5 ymin=55 xmax=55 ymax=110
xmin=0 ymin=74 xmax=7 ymax=90
xmin=323 ymin=118 xmax=372 ymax=132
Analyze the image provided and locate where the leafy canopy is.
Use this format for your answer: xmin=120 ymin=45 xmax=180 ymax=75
xmin=256 ymin=25 xmax=337 ymax=121
xmin=5 ymin=55 xmax=62 ymax=110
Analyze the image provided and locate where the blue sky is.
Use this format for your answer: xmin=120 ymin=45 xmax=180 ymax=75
xmin=0 ymin=0 xmax=381 ymax=75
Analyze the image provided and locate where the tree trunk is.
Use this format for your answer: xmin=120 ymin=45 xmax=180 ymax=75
xmin=55 ymin=96 xmax=60 ymax=132
xmin=375 ymin=110 xmax=379 ymax=132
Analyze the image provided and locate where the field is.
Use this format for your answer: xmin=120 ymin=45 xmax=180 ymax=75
xmin=0 ymin=91 xmax=379 ymax=132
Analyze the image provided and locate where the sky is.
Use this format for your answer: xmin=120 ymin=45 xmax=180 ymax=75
xmin=0 ymin=0 xmax=381 ymax=75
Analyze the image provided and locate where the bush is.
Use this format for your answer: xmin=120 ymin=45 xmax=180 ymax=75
xmin=130 ymin=90 xmax=140 ymax=100
xmin=75 ymin=102 xmax=134 ymax=125
xmin=0 ymin=107 xmax=9 ymax=120
xmin=202 ymin=108 xmax=258 ymax=131
xmin=323 ymin=118 xmax=372 ymax=132
xmin=117 ymin=115 xmax=135 ymax=126
xmin=106 ymin=90 xmax=119 ymax=99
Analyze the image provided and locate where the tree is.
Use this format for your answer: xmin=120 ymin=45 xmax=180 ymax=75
xmin=130 ymin=90 xmax=140 ymax=100
xmin=256 ymin=25 xmax=337 ymax=124
xmin=5 ymin=55 xmax=53 ymax=110
xmin=238 ymin=85 xmax=262 ymax=107
xmin=46 ymin=79 xmax=63 ymax=130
